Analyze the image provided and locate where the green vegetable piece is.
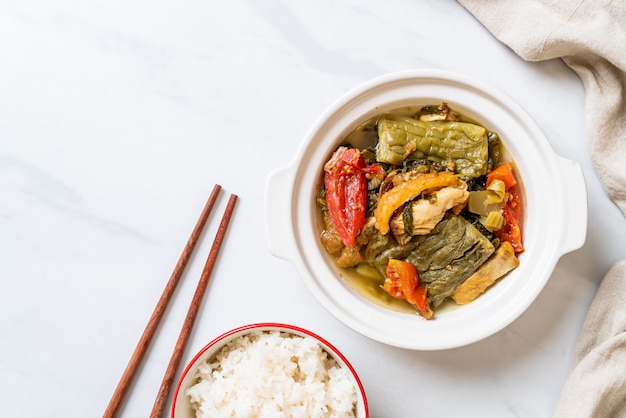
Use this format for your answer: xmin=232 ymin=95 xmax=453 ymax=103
xmin=482 ymin=211 xmax=504 ymax=231
xmin=487 ymin=179 xmax=506 ymax=202
xmin=402 ymin=203 xmax=414 ymax=236
xmin=468 ymin=190 xmax=503 ymax=216
xmin=376 ymin=114 xmax=489 ymax=178
xmin=363 ymin=231 xmax=391 ymax=264
xmin=406 ymin=214 xmax=495 ymax=307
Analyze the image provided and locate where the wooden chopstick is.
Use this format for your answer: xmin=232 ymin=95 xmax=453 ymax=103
xmin=103 ymin=184 xmax=223 ymax=418
xmin=150 ymin=193 xmax=238 ymax=418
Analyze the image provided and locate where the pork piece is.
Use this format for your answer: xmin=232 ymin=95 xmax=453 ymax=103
xmin=320 ymin=211 xmax=373 ymax=268
xmin=336 ymin=244 xmax=362 ymax=268
xmin=451 ymin=241 xmax=520 ymax=304
xmin=320 ymin=210 xmax=344 ymax=256
xmin=389 ymin=184 xmax=469 ymax=243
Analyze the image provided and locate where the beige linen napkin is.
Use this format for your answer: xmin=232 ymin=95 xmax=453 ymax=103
xmin=553 ymin=260 xmax=626 ymax=417
xmin=457 ymin=0 xmax=626 ymax=416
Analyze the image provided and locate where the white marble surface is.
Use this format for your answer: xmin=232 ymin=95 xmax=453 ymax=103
xmin=2 ymin=1 xmax=626 ymax=417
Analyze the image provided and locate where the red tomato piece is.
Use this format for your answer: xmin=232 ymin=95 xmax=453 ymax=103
xmin=487 ymin=163 xmax=524 ymax=254
xmin=363 ymin=163 xmax=386 ymax=178
xmin=487 ymin=162 xmax=517 ymax=189
xmin=496 ymin=183 xmax=525 ymax=253
xmin=382 ymin=259 xmax=433 ymax=319
xmin=324 ymin=147 xmax=367 ymax=247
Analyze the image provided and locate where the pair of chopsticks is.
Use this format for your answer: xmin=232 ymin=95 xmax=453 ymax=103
xmin=103 ymin=184 xmax=237 ymax=418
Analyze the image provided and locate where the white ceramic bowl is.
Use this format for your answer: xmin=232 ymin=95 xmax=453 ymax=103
xmin=171 ymin=323 xmax=368 ymax=417
xmin=264 ymin=69 xmax=587 ymax=350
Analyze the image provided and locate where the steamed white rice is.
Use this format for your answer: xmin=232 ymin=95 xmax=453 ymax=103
xmin=185 ymin=330 xmax=358 ymax=418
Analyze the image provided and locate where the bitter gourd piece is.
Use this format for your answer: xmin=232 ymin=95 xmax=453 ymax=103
xmin=376 ymin=114 xmax=489 ymax=178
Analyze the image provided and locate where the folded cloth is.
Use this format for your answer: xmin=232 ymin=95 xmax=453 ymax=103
xmin=458 ymin=0 xmax=626 ymax=217
xmin=553 ymin=260 xmax=626 ymax=417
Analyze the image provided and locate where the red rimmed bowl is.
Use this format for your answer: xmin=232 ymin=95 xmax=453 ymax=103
xmin=172 ymin=323 xmax=368 ymax=417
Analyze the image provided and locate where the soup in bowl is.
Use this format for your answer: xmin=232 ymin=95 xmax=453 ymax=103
xmin=265 ymin=70 xmax=587 ymax=350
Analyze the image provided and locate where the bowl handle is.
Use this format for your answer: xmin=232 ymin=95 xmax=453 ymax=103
xmin=557 ymin=155 xmax=588 ymax=255
xmin=264 ymin=164 xmax=298 ymax=261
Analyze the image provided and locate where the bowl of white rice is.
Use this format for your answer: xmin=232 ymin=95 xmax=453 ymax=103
xmin=171 ymin=323 xmax=368 ymax=418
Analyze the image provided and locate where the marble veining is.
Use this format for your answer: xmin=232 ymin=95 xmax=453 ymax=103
xmin=2 ymin=1 xmax=625 ymax=417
